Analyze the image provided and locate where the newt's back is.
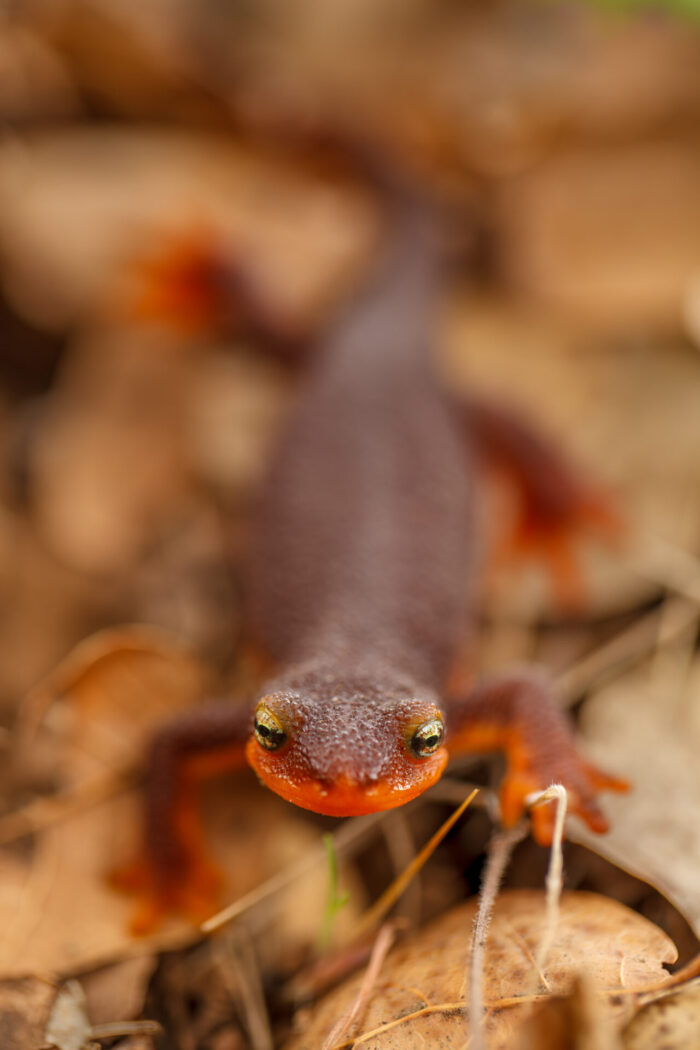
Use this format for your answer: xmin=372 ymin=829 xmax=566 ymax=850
xmin=249 ymin=196 xmax=476 ymax=688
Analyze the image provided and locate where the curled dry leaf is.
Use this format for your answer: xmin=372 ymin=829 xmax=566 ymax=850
xmin=622 ymin=979 xmax=700 ymax=1050
xmin=285 ymin=890 xmax=676 ymax=1050
xmin=574 ymin=652 xmax=700 ymax=938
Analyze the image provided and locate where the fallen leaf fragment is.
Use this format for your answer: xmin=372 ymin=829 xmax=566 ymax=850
xmin=284 ymin=890 xmax=676 ymax=1050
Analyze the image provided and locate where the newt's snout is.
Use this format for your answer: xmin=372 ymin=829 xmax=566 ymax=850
xmin=246 ymin=738 xmax=448 ymax=816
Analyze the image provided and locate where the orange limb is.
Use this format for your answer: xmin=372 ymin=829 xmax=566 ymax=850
xmin=444 ymin=668 xmax=628 ymax=845
xmin=109 ymin=700 xmax=251 ymax=934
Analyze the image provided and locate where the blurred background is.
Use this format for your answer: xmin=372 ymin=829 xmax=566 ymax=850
xmin=0 ymin=0 xmax=698 ymax=715
xmin=0 ymin=0 xmax=700 ymax=1038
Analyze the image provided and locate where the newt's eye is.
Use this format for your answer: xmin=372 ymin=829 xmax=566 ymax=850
xmin=254 ymin=705 xmax=287 ymax=752
xmin=409 ymin=717 xmax=444 ymax=758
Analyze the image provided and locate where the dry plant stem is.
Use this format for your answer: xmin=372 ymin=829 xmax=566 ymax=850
xmin=353 ymin=788 xmax=479 ymax=939
xmin=526 ymin=784 xmax=567 ymax=984
xmin=468 ymin=823 xmax=528 ymax=1050
xmin=321 ymin=923 xmax=395 ymax=1050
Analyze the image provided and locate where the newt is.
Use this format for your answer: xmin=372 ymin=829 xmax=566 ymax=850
xmin=114 ymin=143 xmax=627 ymax=933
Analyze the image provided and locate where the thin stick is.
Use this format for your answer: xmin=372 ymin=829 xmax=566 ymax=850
xmin=526 ymin=784 xmax=567 ymax=983
xmin=468 ymin=823 xmax=528 ymax=1050
xmin=353 ymin=789 xmax=478 ymax=939
xmin=321 ymin=923 xmax=395 ymax=1050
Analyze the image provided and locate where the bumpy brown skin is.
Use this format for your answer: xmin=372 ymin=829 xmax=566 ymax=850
xmin=113 ymin=180 xmax=626 ymax=932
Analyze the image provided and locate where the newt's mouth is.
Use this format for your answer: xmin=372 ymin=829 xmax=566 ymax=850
xmin=245 ymin=739 xmax=448 ymax=816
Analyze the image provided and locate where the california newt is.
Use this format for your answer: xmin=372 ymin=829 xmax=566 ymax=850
xmin=114 ymin=146 xmax=627 ymax=933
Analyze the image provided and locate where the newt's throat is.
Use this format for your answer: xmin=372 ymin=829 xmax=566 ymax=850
xmin=245 ymin=738 xmax=448 ymax=816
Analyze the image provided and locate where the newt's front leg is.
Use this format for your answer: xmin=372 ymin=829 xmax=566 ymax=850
xmin=444 ymin=668 xmax=627 ymax=844
xmin=111 ymin=700 xmax=251 ymax=934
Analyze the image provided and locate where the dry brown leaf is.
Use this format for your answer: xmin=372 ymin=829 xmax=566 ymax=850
xmin=574 ymin=651 xmax=700 ymax=938
xmin=30 ymin=333 xmax=195 ymax=574
xmin=622 ymin=979 xmax=700 ymax=1049
xmin=0 ymin=509 xmax=104 ymax=712
xmin=284 ymin=890 xmax=676 ymax=1050
xmin=495 ymin=139 xmax=700 ymax=328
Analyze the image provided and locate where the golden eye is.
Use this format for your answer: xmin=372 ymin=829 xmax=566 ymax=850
xmin=254 ymin=704 xmax=287 ymax=752
xmin=409 ymin=717 xmax=444 ymax=758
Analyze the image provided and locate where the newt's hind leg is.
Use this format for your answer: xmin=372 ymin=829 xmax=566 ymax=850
xmin=444 ymin=668 xmax=627 ymax=845
xmin=126 ymin=226 xmax=307 ymax=364
xmin=463 ymin=395 xmax=622 ymax=608
xmin=110 ymin=700 xmax=251 ymax=934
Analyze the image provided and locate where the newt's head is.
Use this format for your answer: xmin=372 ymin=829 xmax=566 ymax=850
xmin=245 ymin=663 xmax=448 ymax=816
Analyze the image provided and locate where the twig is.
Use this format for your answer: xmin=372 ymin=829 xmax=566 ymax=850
xmin=321 ymin=923 xmax=395 ymax=1050
xmin=352 ymin=788 xmax=478 ymax=939
xmin=468 ymin=823 xmax=528 ymax=1050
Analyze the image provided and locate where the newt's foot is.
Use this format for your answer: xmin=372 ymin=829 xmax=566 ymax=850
xmin=499 ymin=739 xmax=629 ymax=846
xmin=110 ymin=850 xmax=224 ymax=936
xmin=495 ymin=489 xmax=624 ymax=610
